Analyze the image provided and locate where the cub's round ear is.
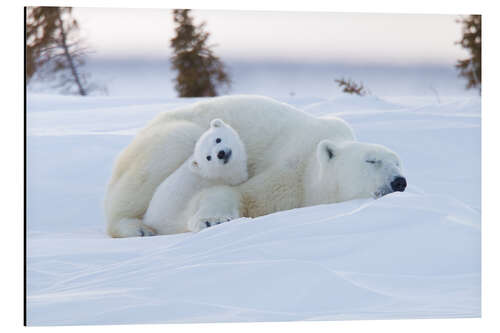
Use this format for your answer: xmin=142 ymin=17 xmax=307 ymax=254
xmin=189 ymin=159 xmax=200 ymax=173
xmin=316 ymin=140 xmax=337 ymax=165
xmin=210 ymin=118 xmax=226 ymax=128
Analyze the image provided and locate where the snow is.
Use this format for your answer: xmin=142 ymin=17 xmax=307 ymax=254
xmin=26 ymin=92 xmax=481 ymax=326
xmin=28 ymin=59 xmax=479 ymax=101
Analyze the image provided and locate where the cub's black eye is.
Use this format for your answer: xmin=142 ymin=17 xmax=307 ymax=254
xmin=215 ymin=138 xmax=221 ymax=144
xmin=366 ymin=160 xmax=376 ymax=164
xmin=206 ymin=156 xmax=212 ymax=161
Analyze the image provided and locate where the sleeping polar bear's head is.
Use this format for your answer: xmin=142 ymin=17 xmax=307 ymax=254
xmin=312 ymin=140 xmax=406 ymax=202
xmin=189 ymin=118 xmax=248 ymax=185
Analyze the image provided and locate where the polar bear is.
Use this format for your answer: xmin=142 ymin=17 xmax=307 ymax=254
xmin=143 ymin=119 xmax=248 ymax=235
xmin=104 ymin=95 xmax=404 ymax=238
xmin=192 ymin=140 xmax=406 ymax=223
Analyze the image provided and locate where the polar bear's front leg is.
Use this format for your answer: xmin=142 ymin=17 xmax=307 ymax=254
xmin=187 ymin=186 xmax=242 ymax=232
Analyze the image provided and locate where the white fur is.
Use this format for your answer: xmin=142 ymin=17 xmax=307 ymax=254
xmin=105 ymin=95 xmax=359 ymax=237
xmin=142 ymin=119 xmax=248 ymax=235
xmin=186 ymin=186 xmax=243 ymax=232
xmin=303 ymin=140 xmax=405 ymax=206
xmin=189 ymin=118 xmax=248 ymax=186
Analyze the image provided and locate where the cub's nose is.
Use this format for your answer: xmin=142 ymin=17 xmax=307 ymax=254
xmin=217 ymin=150 xmax=226 ymax=160
xmin=391 ymin=176 xmax=407 ymax=192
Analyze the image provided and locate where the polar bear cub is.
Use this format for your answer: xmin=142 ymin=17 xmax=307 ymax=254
xmin=143 ymin=118 xmax=248 ymax=235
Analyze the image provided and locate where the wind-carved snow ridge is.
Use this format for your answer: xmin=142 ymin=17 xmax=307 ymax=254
xmin=26 ymin=94 xmax=481 ymax=325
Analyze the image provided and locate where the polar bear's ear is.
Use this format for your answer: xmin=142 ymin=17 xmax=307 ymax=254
xmin=189 ymin=159 xmax=200 ymax=173
xmin=210 ymin=118 xmax=226 ymax=128
xmin=316 ymin=140 xmax=337 ymax=165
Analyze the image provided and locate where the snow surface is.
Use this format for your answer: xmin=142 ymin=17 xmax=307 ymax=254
xmin=28 ymin=59 xmax=479 ymax=101
xmin=26 ymin=93 xmax=481 ymax=326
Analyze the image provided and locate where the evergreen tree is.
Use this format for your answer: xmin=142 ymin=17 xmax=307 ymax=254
xmin=170 ymin=9 xmax=230 ymax=97
xmin=26 ymin=7 xmax=102 ymax=96
xmin=456 ymin=15 xmax=481 ymax=94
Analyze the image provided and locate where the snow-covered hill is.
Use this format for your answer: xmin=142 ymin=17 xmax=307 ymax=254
xmin=26 ymin=94 xmax=481 ymax=325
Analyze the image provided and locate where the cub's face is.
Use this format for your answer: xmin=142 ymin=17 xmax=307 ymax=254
xmin=317 ymin=140 xmax=406 ymax=201
xmin=190 ymin=119 xmax=248 ymax=185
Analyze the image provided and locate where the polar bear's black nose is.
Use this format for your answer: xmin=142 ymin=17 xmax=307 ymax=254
xmin=217 ymin=150 xmax=226 ymax=160
xmin=391 ymin=176 xmax=407 ymax=192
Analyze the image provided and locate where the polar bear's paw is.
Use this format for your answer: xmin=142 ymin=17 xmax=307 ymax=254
xmin=189 ymin=215 xmax=235 ymax=232
xmin=203 ymin=216 xmax=234 ymax=228
xmin=139 ymin=224 xmax=157 ymax=237
xmin=112 ymin=218 xmax=157 ymax=238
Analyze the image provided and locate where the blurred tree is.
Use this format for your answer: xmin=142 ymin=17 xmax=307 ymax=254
xmin=335 ymin=77 xmax=370 ymax=96
xmin=25 ymin=7 xmax=59 ymax=82
xmin=170 ymin=9 xmax=230 ymax=97
xmin=456 ymin=15 xmax=481 ymax=94
xmin=26 ymin=7 xmax=103 ymax=96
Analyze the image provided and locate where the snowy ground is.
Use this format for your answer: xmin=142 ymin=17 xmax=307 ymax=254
xmin=28 ymin=59 xmax=478 ymax=100
xmin=26 ymin=92 xmax=481 ymax=325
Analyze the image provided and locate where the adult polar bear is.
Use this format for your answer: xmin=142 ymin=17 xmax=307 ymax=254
xmin=105 ymin=95 xmax=402 ymax=238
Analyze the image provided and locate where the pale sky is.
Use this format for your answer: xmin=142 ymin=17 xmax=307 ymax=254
xmin=73 ymin=7 xmax=468 ymax=65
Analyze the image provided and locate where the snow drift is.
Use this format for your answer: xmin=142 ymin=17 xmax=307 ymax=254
xmin=26 ymin=94 xmax=481 ymax=325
